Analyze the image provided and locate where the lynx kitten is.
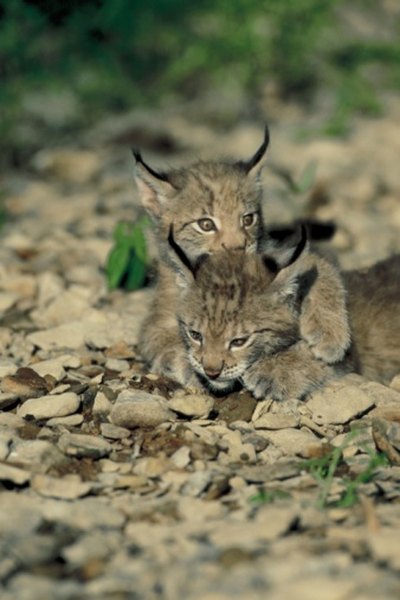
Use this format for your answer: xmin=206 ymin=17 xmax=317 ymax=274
xmin=170 ymin=227 xmax=400 ymax=399
xmin=133 ymin=128 xmax=350 ymax=384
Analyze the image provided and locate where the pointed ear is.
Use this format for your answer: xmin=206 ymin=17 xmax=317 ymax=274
xmin=132 ymin=149 xmax=176 ymax=218
xmin=167 ymin=225 xmax=207 ymax=287
xmin=263 ymin=224 xmax=309 ymax=299
xmin=236 ymin=124 xmax=270 ymax=178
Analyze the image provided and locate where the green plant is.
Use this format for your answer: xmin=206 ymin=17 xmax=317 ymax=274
xmin=301 ymin=432 xmax=389 ymax=509
xmin=249 ymin=489 xmax=291 ymax=505
xmin=105 ymin=217 xmax=151 ymax=291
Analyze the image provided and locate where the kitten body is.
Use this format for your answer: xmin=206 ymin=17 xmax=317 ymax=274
xmin=134 ymin=130 xmax=350 ymax=383
xmin=174 ymin=235 xmax=400 ymax=399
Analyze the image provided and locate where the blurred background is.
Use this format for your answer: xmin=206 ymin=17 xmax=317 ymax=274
xmin=1 ymin=0 xmax=400 ymax=170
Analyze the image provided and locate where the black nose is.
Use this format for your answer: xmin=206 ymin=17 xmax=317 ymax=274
xmin=204 ymin=366 xmax=222 ymax=379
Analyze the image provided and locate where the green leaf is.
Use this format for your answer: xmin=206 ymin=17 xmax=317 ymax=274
xmin=125 ymin=252 xmax=147 ymax=291
xmin=130 ymin=224 xmax=148 ymax=263
xmin=105 ymin=241 xmax=130 ymax=289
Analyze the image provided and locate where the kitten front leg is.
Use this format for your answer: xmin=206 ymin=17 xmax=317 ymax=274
xmin=242 ymin=341 xmax=333 ymax=401
xmin=300 ymin=255 xmax=351 ymax=364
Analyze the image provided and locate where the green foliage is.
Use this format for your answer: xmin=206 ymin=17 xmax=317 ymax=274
xmin=1 ymin=0 xmax=400 ymax=167
xmin=301 ymin=432 xmax=389 ymax=509
xmin=105 ymin=217 xmax=151 ymax=291
xmin=249 ymin=489 xmax=291 ymax=505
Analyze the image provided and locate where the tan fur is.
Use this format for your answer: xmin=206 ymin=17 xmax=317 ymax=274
xmin=135 ymin=135 xmax=350 ymax=383
xmin=176 ymin=250 xmax=400 ymax=400
xmin=344 ymin=256 xmax=400 ymax=383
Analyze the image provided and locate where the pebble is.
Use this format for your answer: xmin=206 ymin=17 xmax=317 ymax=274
xmin=31 ymin=473 xmax=92 ymax=499
xmin=307 ymin=386 xmax=375 ymax=425
xmin=46 ymin=413 xmax=84 ymax=427
xmin=18 ymin=391 xmax=80 ymax=419
xmin=0 ymin=463 xmax=31 ymax=485
xmin=253 ymin=413 xmax=300 ymax=430
xmin=168 ymin=392 xmax=215 ymax=418
xmin=100 ymin=422 xmax=131 ymax=440
xmin=110 ymin=390 xmax=175 ymax=428
xmin=264 ymin=428 xmax=323 ymax=458
xmin=58 ymin=432 xmax=112 ymax=458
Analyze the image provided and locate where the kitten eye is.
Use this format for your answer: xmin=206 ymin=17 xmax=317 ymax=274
xmin=195 ymin=218 xmax=217 ymax=233
xmin=230 ymin=336 xmax=250 ymax=349
xmin=188 ymin=329 xmax=203 ymax=344
xmin=242 ymin=213 xmax=257 ymax=228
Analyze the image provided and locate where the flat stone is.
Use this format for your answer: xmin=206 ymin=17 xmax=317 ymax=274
xmin=133 ymin=456 xmax=172 ymax=478
xmin=1 ymin=367 xmax=50 ymax=398
xmin=92 ymin=390 xmax=113 ymax=415
xmin=40 ymin=497 xmax=125 ymax=530
xmin=30 ymin=353 xmax=81 ymax=380
xmin=307 ymin=385 xmax=374 ymax=425
xmin=168 ymin=392 xmax=214 ymax=418
xmin=105 ymin=358 xmax=130 ymax=372
xmin=390 ymin=374 xmax=400 ymax=392
xmin=61 ymin=530 xmax=122 ymax=566
xmin=253 ymin=414 xmax=300 ymax=430
xmin=110 ymin=390 xmax=175 ymax=429
xmin=0 ymin=492 xmax=43 ymax=536
xmin=0 ymin=462 xmax=31 ymax=485
xmin=18 ymin=391 xmax=80 ymax=419
xmin=7 ymin=439 xmax=66 ymax=470
xmin=31 ymin=474 xmax=92 ymax=499
xmin=47 ymin=413 xmax=84 ymax=427
xmin=361 ymin=381 xmax=400 ymax=406
xmin=100 ymin=422 xmax=131 ymax=440
xmin=265 ymin=428 xmax=323 ymax=458
xmin=0 ymin=291 xmax=18 ymax=314
xmin=58 ymin=432 xmax=112 ymax=458
xmin=170 ymin=446 xmax=191 ymax=468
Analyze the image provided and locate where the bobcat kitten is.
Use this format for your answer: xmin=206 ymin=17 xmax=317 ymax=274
xmin=170 ymin=228 xmax=400 ymax=399
xmin=133 ymin=128 xmax=350 ymax=384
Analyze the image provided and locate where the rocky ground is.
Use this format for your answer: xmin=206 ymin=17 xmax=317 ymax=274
xmin=1 ymin=100 xmax=400 ymax=599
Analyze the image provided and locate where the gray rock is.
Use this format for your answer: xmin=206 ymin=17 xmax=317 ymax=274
xmin=46 ymin=413 xmax=84 ymax=427
xmin=110 ymin=390 xmax=175 ymax=429
xmin=61 ymin=530 xmax=122 ymax=566
xmin=58 ymin=432 xmax=112 ymax=458
xmin=265 ymin=428 xmax=322 ymax=458
xmin=18 ymin=392 xmax=80 ymax=419
xmin=253 ymin=414 xmax=300 ymax=430
xmin=40 ymin=497 xmax=125 ymax=530
xmin=100 ymin=422 xmax=131 ymax=440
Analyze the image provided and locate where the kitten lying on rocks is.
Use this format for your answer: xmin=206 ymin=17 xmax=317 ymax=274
xmin=169 ymin=225 xmax=400 ymax=400
xmin=133 ymin=128 xmax=350 ymax=385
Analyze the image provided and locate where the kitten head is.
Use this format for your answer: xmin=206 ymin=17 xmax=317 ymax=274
xmin=133 ymin=127 xmax=269 ymax=261
xmin=170 ymin=225 xmax=309 ymax=394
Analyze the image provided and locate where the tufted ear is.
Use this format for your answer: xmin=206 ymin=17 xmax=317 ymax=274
xmin=167 ymin=225 xmax=207 ymax=287
xmin=236 ymin=124 xmax=270 ymax=178
xmin=132 ymin=149 xmax=176 ymax=219
xmin=262 ymin=224 xmax=309 ymax=300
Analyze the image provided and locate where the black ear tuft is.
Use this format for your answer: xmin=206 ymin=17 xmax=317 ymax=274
xmin=237 ymin=124 xmax=270 ymax=174
xmin=167 ymin=225 xmax=201 ymax=279
xmin=287 ymin=224 xmax=307 ymax=267
xmin=131 ymin=148 xmax=170 ymax=183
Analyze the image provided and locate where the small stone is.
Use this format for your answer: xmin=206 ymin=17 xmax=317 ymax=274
xmin=7 ymin=439 xmax=66 ymax=470
xmin=0 ymin=291 xmax=18 ymax=314
xmin=170 ymin=446 xmax=191 ymax=468
xmin=307 ymin=385 xmax=374 ymax=425
xmin=168 ymin=392 xmax=214 ymax=418
xmin=1 ymin=367 xmax=50 ymax=398
xmin=46 ymin=414 xmax=84 ymax=427
xmin=0 ymin=463 xmax=30 ymax=485
xmin=58 ymin=432 xmax=112 ymax=458
xmin=100 ymin=422 xmax=131 ymax=440
xmin=18 ymin=392 xmax=80 ymax=419
xmin=178 ymin=496 xmax=226 ymax=522
xmin=265 ymin=428 xmax=323 ymax=458
xmin=0 ymin=359 xmax=17 ymax=378
xmin=93 ymin=390 xmax=113 ymax=415
xmin=61 ymin=530 xmax=122 ymax=566
xmin=31 ymin=474 xmax=92 ymax=499
xmin=133 ymin=456 xmax=171 ymax=478
xmin=110 ymin=390 xmax=175 ymax=429
xmin=362 ymin=381 xmax=400 ymax=406
xmin=105 ymin=358 xmax=130 ymax=372
xmin=253 ymin=414 xmax=300 ymax=430
xmin=30 ymin=354 xmax=81 ymax=381
xmin=113 ymin=474 xmax=148 ymax=489
xmin=181 ymin=470 xmax=213 ymax=496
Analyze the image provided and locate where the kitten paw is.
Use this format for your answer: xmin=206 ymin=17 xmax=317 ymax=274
xmin=301 ymin=316 xmax=351 ymax=364
xmin=241 ymin=371 xmax=272 ymax=401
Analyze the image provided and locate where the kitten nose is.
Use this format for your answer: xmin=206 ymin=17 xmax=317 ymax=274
xmin=204 ymin=365 xmax=223 ymax=379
